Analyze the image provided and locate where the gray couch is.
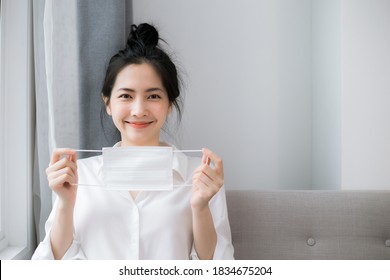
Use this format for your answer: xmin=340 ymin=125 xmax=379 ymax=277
xmin=226 ymin=190 xmax=390 ymax=259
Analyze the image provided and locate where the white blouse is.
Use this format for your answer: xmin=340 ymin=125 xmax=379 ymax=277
xmin=32 ymin=145 xmax=234 ymax=260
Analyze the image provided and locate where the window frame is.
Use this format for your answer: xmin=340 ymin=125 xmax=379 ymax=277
xmin=0 ymin=0 xmax=4 ymax=249
xmin=0 ymin=0 xmax=35 ymax=259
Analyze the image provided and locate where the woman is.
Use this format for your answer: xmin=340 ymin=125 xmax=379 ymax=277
xmin=32 ymin=23 xmax=234 ymax=260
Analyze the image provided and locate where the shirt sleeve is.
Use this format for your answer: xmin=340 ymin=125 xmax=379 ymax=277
xmin=190 ymin=185 xmax=235 ymax=260
xmin=31 ymin=198 xmax=86 ymax=260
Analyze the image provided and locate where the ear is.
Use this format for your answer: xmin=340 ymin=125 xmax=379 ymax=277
xmin=168 ymin=104 xmax=173 ymax=115
xmin=102 ymin=94 xmax=112 ymax=116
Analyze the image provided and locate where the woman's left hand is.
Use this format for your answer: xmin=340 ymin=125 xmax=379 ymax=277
xmin=191 ymin=148 xmax=224 ymax=210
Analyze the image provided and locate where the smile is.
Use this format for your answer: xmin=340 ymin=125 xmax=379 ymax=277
xmin=126 ymin=121 xmax=154 ymax=129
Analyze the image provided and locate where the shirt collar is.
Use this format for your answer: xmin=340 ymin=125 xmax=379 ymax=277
xmin=170 ymin=144 xmax=188 ymax=182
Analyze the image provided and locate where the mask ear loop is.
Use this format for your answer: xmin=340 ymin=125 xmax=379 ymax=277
xmin=75 ymin=149 xmax=202 ymax=153
xmin=174 ymin=150 xmax=210 ymax=187
xmin=75 ymin=149 xmax=102 ymax=153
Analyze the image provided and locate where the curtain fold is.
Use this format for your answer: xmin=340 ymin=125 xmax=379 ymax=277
xmin=32 ymin=0 xmax=132 ymax=244
xmin=32 ymin=0 xmax=53 ymax=245
xmin=77 ymin=0 xmax=130 ymax=153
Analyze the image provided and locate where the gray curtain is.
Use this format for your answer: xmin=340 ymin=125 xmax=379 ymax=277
xmin=32 ymin=0 xmax=132 ymax=244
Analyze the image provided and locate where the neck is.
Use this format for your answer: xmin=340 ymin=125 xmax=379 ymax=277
xmin=120 ymin=139 xmax=162 ymax=147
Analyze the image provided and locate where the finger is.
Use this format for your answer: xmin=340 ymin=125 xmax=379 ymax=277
xmin=193 ymin=165 xmax=204 ymax=174
xmin=197 ymin=172 xmax=215 ymax=188
xmin=193 ymin=176 xmax=210 ymax=191
xmin=201 ymin=153 xmax=211 ymax=165
xmin=67 ymin=152 xmax=77 ymax=164
xmin=194 ymin=168 xmax=221 ymax=192
xmin=193 ymin=178 xmax=216 ymax=198
xmin=50 ymin=148 xmax=77 ymax=165
xmin=200 ymin=164 xmax=224 ymax=188
xmin=65 ymin=157 xmax=78 ymax=174
xmin=47 ymin=157 xmax=77 ymax=174
xmin=199 ymin=165 xmax=215 ymax=181
xmin=193 ymin=163 xmax=214 ymax=177
xmin=202 ymin=148 xmax=223 ymax=176
xmin=194 ymin=164 xmax=219 ymax=184
xmin=46 ymin=158 xmax=67 ymax=175
xmin=47 ymin=166 xmax=76 ymax=182
xmin=50 ymin=173 xmax=75 ymax=189
xmin=47 ymin=157 xmax=78 ymax=176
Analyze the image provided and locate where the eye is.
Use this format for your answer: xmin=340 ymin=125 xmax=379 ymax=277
xmin=148 ymin=94 xmax=161 ymax=100
xmin=119 ymin=93 xmax=131 ymax=99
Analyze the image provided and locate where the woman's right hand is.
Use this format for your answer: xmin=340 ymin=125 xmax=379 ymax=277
xmin=46 ymin=148 xmax=78 ymax=207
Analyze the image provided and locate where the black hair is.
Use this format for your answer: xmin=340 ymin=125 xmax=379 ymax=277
xmin=101 ymin=23 xmax=182 ymax=119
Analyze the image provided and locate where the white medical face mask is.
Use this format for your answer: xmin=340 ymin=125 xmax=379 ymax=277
xmin=102 ymin=146 xmax=173 ymax=191
xmin=75 ymin=147 xmax=201 ymax=191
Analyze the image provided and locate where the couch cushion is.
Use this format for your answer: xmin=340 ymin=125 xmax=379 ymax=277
xmin=226 ymin=190 xmax=390 ymax=259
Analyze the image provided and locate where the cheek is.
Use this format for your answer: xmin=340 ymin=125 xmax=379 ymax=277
xmin=157 ymin=104 xmax=171 ymax=120
xmin=111 ymin=104 xmax=128 ymax=118
xmin=110 ymin=105 xmax=129 ymax=127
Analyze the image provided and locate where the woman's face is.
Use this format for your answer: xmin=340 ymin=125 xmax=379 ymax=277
xmin=105 ymin=63 xmax=171 ymax=146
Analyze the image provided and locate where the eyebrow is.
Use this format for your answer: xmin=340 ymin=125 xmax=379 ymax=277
xmin=117 ymin=87 xmax=164 ymax=93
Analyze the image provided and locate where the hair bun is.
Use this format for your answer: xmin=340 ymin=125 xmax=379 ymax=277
xmin=127 ymin=23 xmax=159 ymax=50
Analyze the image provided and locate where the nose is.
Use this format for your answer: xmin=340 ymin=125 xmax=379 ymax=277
xmin=131 ymin=97 xmax=148 ymax=117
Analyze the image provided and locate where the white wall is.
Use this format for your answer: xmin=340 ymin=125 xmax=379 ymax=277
xmin=133 ymin=0 xmax=390 ymax=190
xmin=341 ymin=0 xmax=390 ymax=189
xmin=133 ymin=0 xmax=312 ymax=190
xmin=311 ymin=0 xmax=341 ymax=190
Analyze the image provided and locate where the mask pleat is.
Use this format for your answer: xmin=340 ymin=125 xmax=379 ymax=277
xmin=102 ymin=146 xmax=173 ymax=190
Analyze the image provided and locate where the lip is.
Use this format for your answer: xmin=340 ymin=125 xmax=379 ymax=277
xmin=126 ymin=121 xmax=154 ymax=129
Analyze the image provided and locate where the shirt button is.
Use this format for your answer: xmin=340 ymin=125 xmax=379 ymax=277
xmin=307 ymin=238 xmax=316 ymax=246
xmin=385 ymin=239 xmax=390 ymax=247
